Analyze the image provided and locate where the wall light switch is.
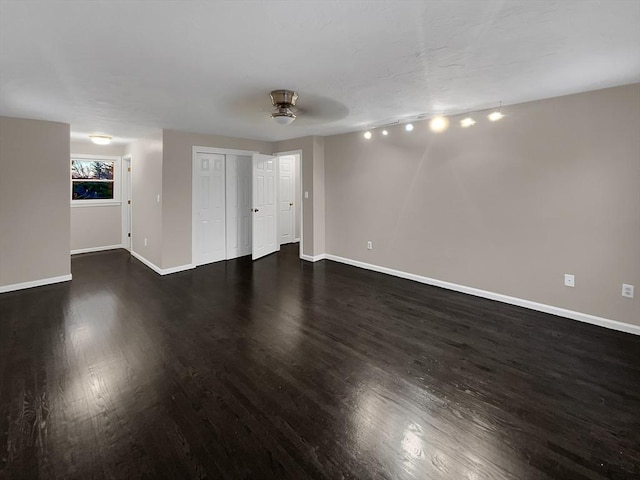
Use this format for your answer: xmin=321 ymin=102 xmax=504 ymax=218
xmin=304 ymin=191 xmax=309 ymax=199
xmin=157 ymin=194 xmax=160 ymax=203
xmin=622 ymin=284 xmax=635 ymax=298
xmin=564 ymin=274 xmax=575 ymax=287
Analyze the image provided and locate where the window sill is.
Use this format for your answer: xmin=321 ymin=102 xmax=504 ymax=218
xmin=71 ymin=201 xmax=122 ymax=208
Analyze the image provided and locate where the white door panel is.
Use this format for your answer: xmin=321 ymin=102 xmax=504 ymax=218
xmin=226 ymin=154 xmax=252 ymax=259
xmin=252 ymin=154 xmax=278 ymax=260
xmin=195 ymin=152 xmax=226 ymax=265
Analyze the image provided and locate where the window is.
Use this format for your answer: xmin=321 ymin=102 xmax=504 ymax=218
xmin=71 ymin=155 xmax=121 ymax=206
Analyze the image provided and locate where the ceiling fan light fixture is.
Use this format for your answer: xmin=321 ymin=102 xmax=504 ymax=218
xmin=270 ymin=89 xmax=298 ymax=125
xmin=271 ymin=110 xmax=296 ymax=125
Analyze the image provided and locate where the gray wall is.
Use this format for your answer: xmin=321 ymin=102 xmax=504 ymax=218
xmin=162 ymin=129 xmax=273 ymax=269
xmin=0 ymin=117 xmax=71 ymax=287
xmin=125 ymin=131 xmax=164 ymax=267
xmin=324 ymin=84 xmax=640 ymax=327
xmin=70 ymin=141 xmax=126 ymax=252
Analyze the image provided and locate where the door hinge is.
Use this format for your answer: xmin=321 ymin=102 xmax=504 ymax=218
xmin=128 ymin=233 xmax=131 ymax=237
xmin=127 ymin=200 xmax=131 ymax=204
xmin=127 ymin=167 xmax=131 ymax=172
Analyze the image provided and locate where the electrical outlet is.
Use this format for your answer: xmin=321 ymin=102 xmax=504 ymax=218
xmin=144 ymin=237 xmax=148 ymax=247
xmin=367 ymin=241 xmax=373 ymax=250
xmin=622 ymin=284 xmax=635 ymax=298
xmin=564 ymin=274 xmax=575 ymax=287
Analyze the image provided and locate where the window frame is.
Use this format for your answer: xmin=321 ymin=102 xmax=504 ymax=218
xmin=70 ymin=154 xmax=121 ymax=207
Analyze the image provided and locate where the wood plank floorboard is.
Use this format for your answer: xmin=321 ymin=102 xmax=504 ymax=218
xmin=1 ymin=244 xmax=639 ymax=479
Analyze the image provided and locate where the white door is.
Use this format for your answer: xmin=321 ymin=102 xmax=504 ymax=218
xmin=278 ymin=155 xmax=295 ymax=245
xmin=226 ymin=154 xmax=252 ymax=259
xmin=252 ymin=154 xmax=278 ymax=260
xmin=194 ymin=152 xmax=226 ymax=265
xmin=122 ymin=156 xmax=132 ymax=250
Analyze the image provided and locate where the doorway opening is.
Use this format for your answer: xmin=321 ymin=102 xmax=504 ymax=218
xmin=121 ymin=154 xmax=132 ymax=251
xmin=274 ymin=150 xmax=303 ymax=260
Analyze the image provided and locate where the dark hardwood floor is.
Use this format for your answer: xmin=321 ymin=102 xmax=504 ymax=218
xmin=1 ymin=245 xmax=639 ymax=479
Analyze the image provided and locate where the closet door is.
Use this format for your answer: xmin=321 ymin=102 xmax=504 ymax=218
xmin=194 ymin=152 xmax=226 ymax=265
xmin=225 ymin=155 xmax=252 ymax=259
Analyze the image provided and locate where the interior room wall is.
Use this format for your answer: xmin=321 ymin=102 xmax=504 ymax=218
xmin=125 ymin=131 xmax=163 ymax=268
xmin=0 ymin=117 xmax=71 ymax=289
xmin=312 ymin=136 xmax=326 ymax=255
xmin=272 ymin=136 xmax=325 ymax=258
xmin=70 ymin=141 xmax=126 ymax=252
xmin=161 ymin=129 xmax=272 ymax=269
xmin=324 ymin=84 xmax=640 ymax=327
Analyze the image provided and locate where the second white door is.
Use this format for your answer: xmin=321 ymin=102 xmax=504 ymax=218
xmin=252 ymin=154 xmax=278 ymax=260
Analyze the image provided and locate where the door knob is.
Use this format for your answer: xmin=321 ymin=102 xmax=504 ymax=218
xmin=289 ymin=202 xmax=294 ymax=206
xmin=254 ymin=208 xmax=259 ymax=212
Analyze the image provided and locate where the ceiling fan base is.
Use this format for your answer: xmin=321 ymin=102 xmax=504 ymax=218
xmin=270 ymin=90 xmax=298 ymax=108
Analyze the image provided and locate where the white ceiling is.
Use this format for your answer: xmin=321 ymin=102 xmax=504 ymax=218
xmin=1 ymin=0 xmax=639 ymax=144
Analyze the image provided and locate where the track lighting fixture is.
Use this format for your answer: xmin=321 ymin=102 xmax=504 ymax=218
xmin=429 ymin=116 xmax=449 ymax=133
xmin=460 ymin=117 xmax=476 ymax=128
xmin=488 ymin=111 xmax=504 ymax=122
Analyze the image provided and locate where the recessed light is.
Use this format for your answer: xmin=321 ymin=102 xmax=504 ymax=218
xmin=460 ymin=117 xmax=476 ymax=128
xmin=89 ymin=134 xmax=112 ymax=145
xmin=363 ymin=131 xmax=372 ymax=139
xmin=382 ymin=130 xmax=388 ymax=136
xmin=488 ymin=111 xmax=504 ymax=122
xmin=429 ymin=116 xmax=449 ymax=133
xmin=405 ymin=123 xmax=414 ymax=132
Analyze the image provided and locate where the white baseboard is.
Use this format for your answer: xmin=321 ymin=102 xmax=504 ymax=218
xmin=131 ymin=250 xmax=195 ymax=276
xmin=324 ymin=254 xmax=640 ymax=336
xmin=0 ymin=274 xmax=72 ymax=293
xmin=161 ymin=263 xmax=196 ymax=275
xmin=301 ymin=253 xmax=327 ymax=262
xmin=71 ymin=244 xmax=123 ymax=255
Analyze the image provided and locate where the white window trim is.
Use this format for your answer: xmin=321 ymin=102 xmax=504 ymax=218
xmin=71 ymin=154 xmax=121 ymax=207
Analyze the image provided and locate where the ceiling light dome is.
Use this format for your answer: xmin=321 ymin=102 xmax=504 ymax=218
xmin=271 ymin=108 xmax=296 ymax=125
xmin=89 ymin=134 xmax=112 ymax=145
